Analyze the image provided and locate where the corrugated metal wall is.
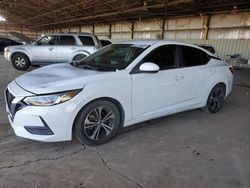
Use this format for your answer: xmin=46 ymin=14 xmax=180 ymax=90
xmin=46 ymin=11 xmax=249 ymax=59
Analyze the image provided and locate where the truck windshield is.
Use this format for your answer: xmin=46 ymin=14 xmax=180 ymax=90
xmin=76 ymin=44 xmax=149 ymax=71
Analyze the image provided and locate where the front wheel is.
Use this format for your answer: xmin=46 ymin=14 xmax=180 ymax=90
xmin=12 ymin=53 xmax=30 ymax=71
xmin=75 ymin=100 xmax=120 ymax=145
xmin=203 ymin=84 xmax=226 ymax=113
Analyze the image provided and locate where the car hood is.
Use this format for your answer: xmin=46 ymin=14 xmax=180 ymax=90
xmin=15 ymin=64 xmax=105 ymax=94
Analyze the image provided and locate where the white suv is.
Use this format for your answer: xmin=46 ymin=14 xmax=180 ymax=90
xmin=5 ymin=40 xmax=233 ymax=145
xmin=4 ymin=33 xmax=101 ymax=70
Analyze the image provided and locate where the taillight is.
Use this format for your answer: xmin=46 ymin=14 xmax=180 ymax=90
xmin=229 ymin=66 xmax=233 ymax=74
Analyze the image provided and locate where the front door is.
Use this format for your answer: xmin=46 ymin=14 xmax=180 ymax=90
xmin=131 ymin=45 xmax=197 ymax=119
xmin=31 ymin=35 xmax=57 ymax=64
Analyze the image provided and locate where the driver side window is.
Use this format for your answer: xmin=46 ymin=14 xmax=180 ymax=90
xmin=143 ymin=45 xmax=176 ymax=70
xmin=36 ymin=35 xmax=57 ymax=45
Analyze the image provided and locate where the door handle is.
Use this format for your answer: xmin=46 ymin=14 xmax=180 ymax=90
xmin=71 ymin=47 xmax=77 ymax=50
xmin=174 ymin=75 xmax=180 ymax=81
xmin=174 ymin=75 xmax=184 ymax=81
xmin=48 ymin=47 xmax=54 ymax=51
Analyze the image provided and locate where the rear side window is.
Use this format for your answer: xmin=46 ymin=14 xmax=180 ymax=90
xmin=200 ymin=50 xmax=210 ymax=64
xmin=143 ymin=45 xmax=176 ymax=70
xmin=179 ymin=46 xmax=205 ymax=67
xmin=78 ymin=36 xmax=95 ymax=46
xmin=58 ymin=35 xmax=76 ymax=45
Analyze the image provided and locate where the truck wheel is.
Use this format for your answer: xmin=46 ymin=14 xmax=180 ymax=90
xmin=12 ymin=53 xmax=30 ymax=71
xmin=73 ymin=54 xmax=87 ymax=61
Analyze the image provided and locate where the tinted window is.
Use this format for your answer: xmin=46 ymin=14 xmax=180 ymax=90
xmin=100 ymin=40 xmax=112 ymax=47
xmin=200 ymin=50 xmax=210 ymax=64
xmin=179 ymin=46 xmax=203 ymax=67
xmin=79 ymin=36 xmax=95 ymax=46
xmin=0 ymin=38 xmax=12 ymax=44
xmin=59 ymin=35 xmax=76 ymax=45
xmin=143 ymin=45 xmax=176 ymax=70
xmin=36 ymin=35 xmax=57 ymax=45
xmin=200 ymin=46 xmax=215 ymax=54
xmin=0 ymin=39 xmax=8 ymax=45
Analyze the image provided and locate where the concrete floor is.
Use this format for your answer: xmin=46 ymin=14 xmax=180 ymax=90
xmin=0 ymin=58 xmax=250 ymax=188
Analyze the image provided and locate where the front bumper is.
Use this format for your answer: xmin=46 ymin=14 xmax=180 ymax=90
xmin=4 ymin=51 xmax=12 ymax=62
xmin=5 ymin=81 xmax=79 ymax=142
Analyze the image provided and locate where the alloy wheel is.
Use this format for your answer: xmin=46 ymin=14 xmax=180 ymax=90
xmin=209 ymin=88 xmax=224 ymax=112
xmin=14 ymin=57 xmax=26 ymax=68
xmin=83 ymin=106 xmax=115 ymax=141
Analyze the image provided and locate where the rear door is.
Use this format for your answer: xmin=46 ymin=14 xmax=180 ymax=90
xmin=31 ymin=35 xmax=57 ymax=63
xmin=56 ymin=35 xmax=78 ymax=63
xmin=176 ymin=45 xmax=210 ymax=104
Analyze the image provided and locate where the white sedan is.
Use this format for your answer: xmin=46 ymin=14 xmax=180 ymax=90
xmin=5 ymin=40 xmax=233 ymax=145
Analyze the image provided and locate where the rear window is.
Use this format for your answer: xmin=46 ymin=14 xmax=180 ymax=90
xmin=200 ymin=46 xmax=215 ymax=54
xmin=78 ymin=36 xmax=95 ymax=46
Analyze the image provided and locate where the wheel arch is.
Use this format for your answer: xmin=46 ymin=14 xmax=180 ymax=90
xmin=71 ymin=50 xmax=90 ymax=61
xmin=203 ymin=81 xmax=227 ymax=106
xmin=72 ymin=97 xmax=125 ymax=135
xmin=217 ymin=82 xmax=226 ymax=91
xmin=11 ymin=51 xmax=30 ymax=62
xmin=210 ymin=82 xmax=226 ymax=95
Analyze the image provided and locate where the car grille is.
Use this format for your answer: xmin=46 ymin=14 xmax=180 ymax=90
xmin=5 ymin=89 xmax=26 ymax=119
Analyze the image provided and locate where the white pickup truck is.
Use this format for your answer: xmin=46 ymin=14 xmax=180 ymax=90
xmin=4 ymin=33 xmax=105 ymax=70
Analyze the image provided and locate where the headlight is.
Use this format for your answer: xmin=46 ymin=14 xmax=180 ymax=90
xmin=23 ymin=89 xmax=82 ymax=106
xmin=4 ymin=47 xmax=9 ymax=52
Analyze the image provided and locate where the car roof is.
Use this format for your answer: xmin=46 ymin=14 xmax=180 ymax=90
xmin=48 ymin=32 xmax=94 ymax=36
xmin=120 ymin=39 xmax=216 ymax=57
xmin=120 ymin=39 xmax=197 ymax=46
xmin=120 ymin=39 xmax=204 ymax=48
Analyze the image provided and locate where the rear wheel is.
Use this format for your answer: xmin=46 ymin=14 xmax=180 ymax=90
xmin=12 ymin=53 xmax=30 ymax=71
xmin=75 ymin=100 xmax=120 ymax=145
xmin=73 ymin=54 xmax=87 ymax=61
xmin=203 ymin=84 xmax=225 ymax=113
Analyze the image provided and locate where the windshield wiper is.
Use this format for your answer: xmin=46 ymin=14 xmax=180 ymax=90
xmin=78 ymin=64 xmax=99 ymax=71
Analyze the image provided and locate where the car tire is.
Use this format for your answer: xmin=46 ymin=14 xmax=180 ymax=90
xmin=203 ymin=84 xmax=226 ymax=113
xmin=75 ymin=100 xmax=120 ymax=145
xmin=12 ymin=53 xmax=30 ymax=71
xmin=31 ymin=65 xmax=40 ymax=68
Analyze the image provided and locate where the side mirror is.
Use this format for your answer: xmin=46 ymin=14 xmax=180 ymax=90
xmin=139 ymin=62 xmax=160 ymax=73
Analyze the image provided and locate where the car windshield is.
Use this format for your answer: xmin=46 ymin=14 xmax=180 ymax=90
xmin=76 ymin=44 xmax=149 ymax=71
